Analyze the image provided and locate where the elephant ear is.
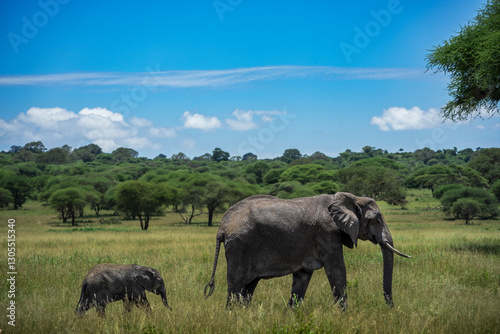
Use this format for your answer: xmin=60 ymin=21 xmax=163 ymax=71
xmin=329 ymin=192 xmax=362 ymax=248
xmin=135 ymin=268 xmax=155 ymax=292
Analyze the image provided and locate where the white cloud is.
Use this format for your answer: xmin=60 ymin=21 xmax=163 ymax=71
xmin=0 ymin=107 xmax=176 ymax=154
xmin=150 ymin=127 xmax=176 ymax=138
xmin=371 ymin=107 xmax=442 ymax=131
xmin=226 ymin=109 xmax=257 ymax=131
xmin=21 ymin=107 xmax=77 ymax=129
xmin=182 ymin=111 xmax=222 ymax=130
xmin=130 ymin=116 xmax=153 ymax=127
xmin=79 ymin=107 xmax=124 ymax=122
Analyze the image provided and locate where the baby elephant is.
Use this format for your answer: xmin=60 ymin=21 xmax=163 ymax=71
xmin=75 ymin=263 xmax=172 ymax=316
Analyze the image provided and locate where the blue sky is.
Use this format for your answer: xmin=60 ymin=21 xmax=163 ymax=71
xmin=0 ymin=0 xmax=498 ymax=158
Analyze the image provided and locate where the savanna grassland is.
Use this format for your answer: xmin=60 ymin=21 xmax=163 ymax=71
xmin=1 ymin=190 xmax=499 ymax=334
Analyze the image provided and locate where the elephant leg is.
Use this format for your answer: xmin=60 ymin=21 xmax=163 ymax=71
xmin=123 ymin=297 xmax=133 ymax=312
xmin=95 ymin=290 xmax=112 ymax=317
xmin=135 ymin=293 xmax=152 ymax=315
xmin=95 ymin=301 xmax=107 ymax=317
xmin=242 ymin=278 xmax=260 ymax=304
xmin=323 ymin=248 xmax=348 ymax=310
xmin=288 ymin=269 xmax=313 ymax=307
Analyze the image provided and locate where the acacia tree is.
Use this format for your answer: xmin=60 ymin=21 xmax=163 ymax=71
xmin=49 ymin=187 xmax=87 ymax=226
xmin=115 ymin=181 xmax=171 ymax=230
xmin=451 ymin=198 xmax=481 ymax=224
xmin=426 ymin=0 xmax=500 ymax=120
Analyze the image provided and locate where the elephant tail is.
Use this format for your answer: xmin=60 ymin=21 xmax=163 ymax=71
xmin=75 ymin=282 xmax=87 ymax=315
xmin=204 ymin=234 xmax=223 ymax=298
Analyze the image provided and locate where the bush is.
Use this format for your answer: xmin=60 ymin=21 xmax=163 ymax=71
xmin=440 ymin=186 xmax=499 ymax=219
xmin=451 ymin=198 xmax=481 ymax=224
xmin=98 ymin=217 xmax=122 ymax=225
xmin=491 ymin=179 xmax=500 ymax=201
xmin=433 ymin=184 xmax=463 ymax=199
xmin=310 ymin=181 xmax=340 ymax=194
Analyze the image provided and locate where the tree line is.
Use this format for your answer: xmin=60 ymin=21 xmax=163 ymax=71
xmin=1 ymin=142 xmax=499 ymax=228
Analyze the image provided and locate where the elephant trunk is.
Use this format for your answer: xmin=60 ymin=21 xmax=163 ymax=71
xmin=381 ymin=243 xmax=395 ymax=307
xmin=157 ymin=285 xmax=172 ymax=311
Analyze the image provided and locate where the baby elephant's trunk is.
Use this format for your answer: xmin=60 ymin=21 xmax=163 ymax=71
xmin=157 ymin=285 xmax=172 ymax=310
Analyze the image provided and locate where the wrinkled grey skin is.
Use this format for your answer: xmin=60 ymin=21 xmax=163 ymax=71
xmin=76 ymin=263 xmax=172 ymax=316
xmin=204 ymin=193 xmax=410 ymax=309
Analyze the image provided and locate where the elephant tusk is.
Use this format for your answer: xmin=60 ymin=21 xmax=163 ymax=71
xmin=382 ymin=242 xmax=411 ymax=258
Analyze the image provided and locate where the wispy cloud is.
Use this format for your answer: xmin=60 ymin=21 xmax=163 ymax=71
xmin=0 ymin=66 xmax=438 ymax=88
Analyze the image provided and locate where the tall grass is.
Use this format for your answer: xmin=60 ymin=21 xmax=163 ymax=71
xmin=1 ymin=190 xmax=499 ymax=333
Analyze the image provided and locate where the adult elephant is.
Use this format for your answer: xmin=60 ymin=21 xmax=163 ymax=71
xmin=204 ymin=193 xmax=410 ymax=309
xmin=76 ymin=263 xmax=172 ymax=316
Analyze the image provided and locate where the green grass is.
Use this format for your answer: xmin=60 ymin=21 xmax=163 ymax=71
xmin=1 ymin=190 xmax=499 ymax=333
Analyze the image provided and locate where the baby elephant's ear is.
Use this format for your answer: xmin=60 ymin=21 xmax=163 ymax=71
xmin=135 ymin=269 xmax=155 ymax=292
xmin=329 ymin=192 xmax=361 ymax=248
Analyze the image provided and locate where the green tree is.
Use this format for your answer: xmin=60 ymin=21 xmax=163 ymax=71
xmin=310 ymin=181 xmax=340 ymax=195
xmin=36 ymin=147 xmax=71 ymax=164
xmin=279 ymin=164 xmax=325 ymax=184
xmin=440 ymin=186 xmax=499 ymax=220
xmin=426 ymin=0 xmax=500 ymax=120
xmin=0 ymin=172 xmax=30 ymax=209
xmin=49 ymin=187 xmax=87 ymax=226
xmin=406 ymin=165 xmax=488 ymax=193
xmin=491 ymin=179 xmax=500 ymax=201
xmin=451 ymin=198 xmax=482 ymax=224
xmin=263 ymin=168 xmax=286 ymax=185
xmin=112 ymin=147 xmax=139 ymax=162
xmin=23 ymin=141 xmax=46 ymax=153
xmin=337 ymin=166 xmax=407 ymax=207
xmin=115 ymin=181 xmax=170 ymax=230
xmin=245 ymin=161 xmax=271 ymax=184
xmin=212 ymin=147 xmax=230 ymax=162
xmin=281 ymin=149 xmax=302 ymax=163
xmin=0 ymin=187 xmax=13 ymax=208
xmin=468 ymin=148 xmax=500 ymax=184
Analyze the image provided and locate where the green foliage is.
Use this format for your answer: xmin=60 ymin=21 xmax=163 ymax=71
xmin=212 ymin=147 xmax=230 ymax=162
xmin=337 ymin=166 xmax=407 ymax=206
xmin=426 ymin=0 xmax=500 ymax=120
xmin=440 ymin=186 xmax=499 ymax=220
xmin=245 ymin=161 xmax=271 ymax=184
xmin=49 ymin=187 xmax=87 ymax=225
xmin=279 ymin=164 xmax=325 ymax=184
xmin=0 ymin=187 xmax=13 ymax=208
xmin=433 ymin=184 xmax=463 ymax=199
xmin=115 ymin=181 xmax=172 ymax=230
xmin=406 ymin=164 xmax=488 ymax=191
xmin=468 ymin=148 xmax=500 ymax=184
xmin=280 ymin=148 xmax=302 ymax=163
xmin=491 ymin=179 xmax=500 ymax=201
xmin=0 ymin=171 xmax=31 ymax=209
xmin=451 ymin=198 xmax=482 ymax=224
xmin=263 ymin=168 xmax=285 ymax=185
